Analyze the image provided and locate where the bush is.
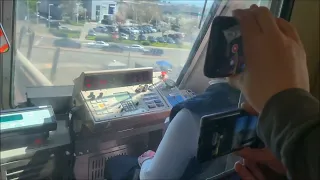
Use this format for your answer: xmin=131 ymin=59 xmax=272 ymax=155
xmin=49 ymin=29 xmax=81 ymax=38
xmin=95 ymin=35 xmax=113 ymax=42
xmin=141 ymin=41 xmax=151 ymax=46
xmin=65 ymin=19 xmax=85 ymax=26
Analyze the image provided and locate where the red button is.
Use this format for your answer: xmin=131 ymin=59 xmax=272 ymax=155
xmin=34 ymin=138 xmax=42 ymax=145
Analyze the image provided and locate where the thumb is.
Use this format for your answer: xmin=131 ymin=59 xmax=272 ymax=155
xmin=241 ymin=102 xmax=258 ymax=115
xmin=235 ymin=148 xmax=273 ymax=163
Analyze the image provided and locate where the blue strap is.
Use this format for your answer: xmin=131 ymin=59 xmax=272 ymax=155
xmin=169 ymin=83 xmax=240 ymax=122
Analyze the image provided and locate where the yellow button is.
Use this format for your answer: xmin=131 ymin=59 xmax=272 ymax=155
xmin=98 ymin=103 xmax=105 ymax=108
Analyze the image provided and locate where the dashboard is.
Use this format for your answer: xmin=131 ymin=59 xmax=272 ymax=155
xmin=0 ymin=106 xmax=57 ymax=135
xmin=82 ymin=69 xmax=153 ymax=91
xmin=73 ymin=67 xmax=181 ymax=132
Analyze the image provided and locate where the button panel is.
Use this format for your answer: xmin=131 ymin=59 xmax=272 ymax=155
xmin=120 ymin=101 xmax=137 ymax=112
xmin=143 ymin=93 xmax=165 ymax=110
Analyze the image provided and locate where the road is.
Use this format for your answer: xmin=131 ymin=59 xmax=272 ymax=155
xmin=18 ymin=46 xmax=188 ymax=85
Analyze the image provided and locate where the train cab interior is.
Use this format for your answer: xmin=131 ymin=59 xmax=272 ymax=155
xmin=0 ymin=0 xmax=319 ymax=179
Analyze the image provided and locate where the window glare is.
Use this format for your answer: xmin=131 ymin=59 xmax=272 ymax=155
xmin=13 ymin=0 xmax=271 ymax=104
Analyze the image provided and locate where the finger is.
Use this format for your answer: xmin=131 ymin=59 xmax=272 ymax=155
xmin=233 ymin=9 xmax=262 ymax=41
xmin=227 ymin=73 xmax=244 ymax=90
xmin=251 ymin=6 xmax=281 ymax=35
xmin=241 ymin=102 xmax=258 ymax=115
xmin=250 ymin=4 xmax=259 ymax=9
xmin=234 ymin=162 xmax=256 ymax=180
xmin=235 ymin=148 xmax=271 ymax=162
xmin=276 ymin=18 xmax=302 ymax=45
xmin=244 ymin=159 xmax=266 ymax=180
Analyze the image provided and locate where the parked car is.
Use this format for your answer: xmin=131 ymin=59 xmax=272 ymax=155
xmin=102 ymin=44 xmax=124 ymax=53
xmin=156 ymin=37 xmax=166 ymax=43
xmin=86 ymin=41 xmax=109 ymax=49
xmin=120 ymin=33 xmax=129 ymax=40
xmin=125 ymin=44 xmax=144 ymax=52
xmin=138 ymin=34 xmax=147 ymax=41
xmin=53 ymin=38 xmax=81 ymax=49
xmin=142 ymin=48 xmax=164 ymax=56
xmin=147 ymin=36 xmax=157 ymax=43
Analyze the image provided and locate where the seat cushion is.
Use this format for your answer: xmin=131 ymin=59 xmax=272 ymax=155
xmin=105 ymin=155 xmax=140 ymax=180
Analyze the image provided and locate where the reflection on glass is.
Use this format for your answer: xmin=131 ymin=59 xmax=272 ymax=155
xmin=13 ymin=0 xmax=272 ymax=104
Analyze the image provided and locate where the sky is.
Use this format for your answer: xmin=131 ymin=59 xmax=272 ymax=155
xmin=166 ymin=0 xmax=214 ymax=7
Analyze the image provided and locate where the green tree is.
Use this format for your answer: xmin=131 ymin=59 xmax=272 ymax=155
xmin=61 ymin=0 xmax=82 ymax=18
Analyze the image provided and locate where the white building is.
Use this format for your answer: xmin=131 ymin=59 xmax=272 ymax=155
xmin=90 ymin=0 xmax=117 ymax=21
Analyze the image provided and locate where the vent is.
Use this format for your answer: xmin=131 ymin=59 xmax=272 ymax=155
xmin=5 ymin=161 xmax=48 ymax=180
xmin=88 ymin=146 xmax=128 ymax=180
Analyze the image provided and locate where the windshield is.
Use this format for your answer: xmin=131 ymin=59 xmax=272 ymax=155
xmin=14 ymin=0 xmax=215 ymax=104
xmin=13 ymin=0 xmax=273 ymax=105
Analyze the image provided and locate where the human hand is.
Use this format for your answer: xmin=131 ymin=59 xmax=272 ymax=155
xmin=138 ymin=150 xmax=155 ymax=167
xmin=234 ymin=147 xmax=287 ymax=180
xmin=228 ymin=4 xmax=309 ymax=113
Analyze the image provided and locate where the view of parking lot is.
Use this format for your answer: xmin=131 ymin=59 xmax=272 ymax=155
xmin=15 ymin=0 xmax=215 ymax=93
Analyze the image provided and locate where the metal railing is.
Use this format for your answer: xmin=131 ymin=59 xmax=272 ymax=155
xmin=16 ymin=50 xmax=53 ymax=86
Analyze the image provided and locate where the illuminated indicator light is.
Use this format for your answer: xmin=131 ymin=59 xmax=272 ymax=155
xmin=100 ymin=80 xmax=107 ymax=84
xmin=34 ymin=139 xmax=42 ymax=145
xmin=232 ymin=44 xmax=238 ymax=53
xmin=0 ymin=27 xmax=9 ymax=53
xmin=86 ymin=84 xmax=92 ymax=88
xmin=98 ymin=104 xmax=105 ymax=108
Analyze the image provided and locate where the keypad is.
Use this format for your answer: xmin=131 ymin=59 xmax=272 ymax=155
xmin=120 ymin=101 xmax=137 ymax=112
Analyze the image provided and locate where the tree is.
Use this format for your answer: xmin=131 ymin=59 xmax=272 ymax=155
xmin=60 ymin=0 xmax=82 ymax=19
xmin=116 ymin=0 xmax=163 ymax=24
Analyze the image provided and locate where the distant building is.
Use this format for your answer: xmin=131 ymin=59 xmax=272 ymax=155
xmin=38 ymin=0 xmax=63 ymax=20
xmin=159 ymin=3 xmax=202 ymax=17
xmin=82 ymin=0 xmax=117 ymax=21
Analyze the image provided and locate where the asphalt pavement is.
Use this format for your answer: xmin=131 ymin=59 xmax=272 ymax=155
xmin=18 ymin=46 xmax=188 ymax=85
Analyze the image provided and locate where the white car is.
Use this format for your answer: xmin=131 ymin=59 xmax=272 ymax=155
xmin=120 ymin=33 xmax=129 ymax=40
xmin=86 ymin=41 xmax=109 ymax=48
xmin=129 ymin=44 xmax=144 ymax=52
xmin=58 ymin=26 xmax=72 ymax=30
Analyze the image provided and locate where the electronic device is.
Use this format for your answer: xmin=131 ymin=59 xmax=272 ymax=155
xmin=154 ymin=78 xmax=186 ymax=107
xmin=197 ymin=109 xmax=264 ymax=163
xmin=0 ymin=106 xmax=57 ymax=136
xmin=73 ymin=68 xmax=173 ymax=132
xmin=0 ymin=23 xmax=10 ymax=54
xmin=208 ymin=169 xmax=240 ymax=180
xmin=204 ymin=16 xmax=245 ymax=78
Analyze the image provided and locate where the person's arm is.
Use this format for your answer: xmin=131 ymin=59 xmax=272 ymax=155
xmin=257 ymin=88 xmax=320 ymax=180
xmin=140 ymin=109 xmax=201 ymax=180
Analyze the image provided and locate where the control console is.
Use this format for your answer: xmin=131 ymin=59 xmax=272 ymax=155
xmin=73 ymin=67 xmax=172 ymax=132
xmin=0 ymin=106 xmax=57 ymax=136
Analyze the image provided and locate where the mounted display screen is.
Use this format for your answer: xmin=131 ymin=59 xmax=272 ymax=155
xmin=83 ymin=70 xmax=153 ymax=91
xmin=0 ymin=106 xmax=57 ymax=135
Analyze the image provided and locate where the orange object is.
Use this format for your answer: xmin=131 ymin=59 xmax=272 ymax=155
xmin=0 ymin=24 xmax=10 ymax=53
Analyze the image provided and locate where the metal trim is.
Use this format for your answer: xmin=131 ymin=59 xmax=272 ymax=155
xmin=1 ymin=0 xmax=15 ymax=109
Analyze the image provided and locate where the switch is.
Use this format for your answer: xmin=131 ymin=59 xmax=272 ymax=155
xmin=65 ymin=151 xmax=70 ymax=156
xmin=50 ymin=154 xmax=55 ymax=158
xmin=97 ymin=92 xmax=103 ymax=98
xmin=87 ymin=92 xmax=94 ymax=98
xmin=34 ymin=138 xmax=43 ymax=145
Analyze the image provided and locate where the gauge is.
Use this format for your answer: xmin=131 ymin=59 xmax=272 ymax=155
xmin=164 ymin=79 xmax=176 ymax=88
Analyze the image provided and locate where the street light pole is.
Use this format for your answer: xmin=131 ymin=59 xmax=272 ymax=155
xmin=48 ymin=4 xmax=53 ymax=28
xmin=36 ymin=1 xmax=41 ymax=24
xmin=84 ymin=9 xmax=87 ymax=22
xmin=27 ymin=0 xmax=30 ymax=21
xmin=76 ymin=3 xmax=80 ymax=24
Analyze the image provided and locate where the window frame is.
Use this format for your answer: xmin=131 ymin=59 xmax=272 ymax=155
xmin=1 ymin=0 xmax=15 ymax=109
xmin=176 ymin=0 xmax=285 ymax=86
xmin=1 ymin=0 xmax=291 ymax=109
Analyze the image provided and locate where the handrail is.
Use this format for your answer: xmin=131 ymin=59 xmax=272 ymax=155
xmin=16 ymin=50 xmax=53 ymax=86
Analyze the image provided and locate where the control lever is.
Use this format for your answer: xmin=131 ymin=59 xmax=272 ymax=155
xmin=97 ymin=92 xmax=103 ymax=98
xmin=142 ymin=85 xmax=148 ymax=92
xmin=87 ymin=92 xmax=95 ymax=100
xmin=135 ymin=85 xmax=144 ymax=93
